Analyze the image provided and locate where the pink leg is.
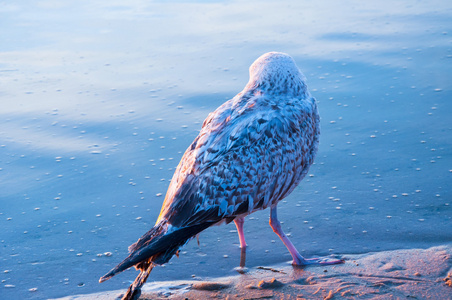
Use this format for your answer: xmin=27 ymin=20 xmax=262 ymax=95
xmin=269 ymin=206 xmax=343 ymax=266
xmin=234 ymin=217 xmax=247 ymax=249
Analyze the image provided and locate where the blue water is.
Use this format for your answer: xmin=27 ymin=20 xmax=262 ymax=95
xmin=1 ymin=1 xmax=451 ymax=299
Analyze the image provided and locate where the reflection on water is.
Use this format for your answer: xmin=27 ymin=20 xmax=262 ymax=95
xmin=1 ymin=1 xmax=451 ymax=299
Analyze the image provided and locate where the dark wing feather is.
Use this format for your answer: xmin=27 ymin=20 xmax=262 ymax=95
xmin=99 ymin=221 xmax=215 ymax=282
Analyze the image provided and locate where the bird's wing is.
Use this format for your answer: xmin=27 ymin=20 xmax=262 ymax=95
xmin=157 ymin=94 xmax=319 ymax=228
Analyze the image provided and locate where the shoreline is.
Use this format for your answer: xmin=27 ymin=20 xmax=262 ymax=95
xmin=54 ymin=244 xmax=452 ymax=299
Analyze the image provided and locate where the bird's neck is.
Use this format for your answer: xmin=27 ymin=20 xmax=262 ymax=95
xmin=244 ymin=73 xmax=307 ymax=98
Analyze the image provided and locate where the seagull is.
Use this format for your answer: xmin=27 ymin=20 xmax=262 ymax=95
xmin=99 ymin=52 xmax=343 ymax=300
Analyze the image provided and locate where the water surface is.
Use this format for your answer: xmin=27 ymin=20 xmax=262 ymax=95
xmin=1 ymin=1 xmax=451 ymax=299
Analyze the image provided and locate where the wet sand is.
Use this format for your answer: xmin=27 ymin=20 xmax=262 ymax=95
xmin=54 ymin=244 xmax=452 ymax=299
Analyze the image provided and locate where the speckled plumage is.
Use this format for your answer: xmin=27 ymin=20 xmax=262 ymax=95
xmin=157 ymin=52 xmax=319 ymax=227
xmin=100 ymin=52 xmax=331 ymax=300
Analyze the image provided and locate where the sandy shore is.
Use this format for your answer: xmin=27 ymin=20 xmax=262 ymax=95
xmin=54 ymin=244 xmax=452 ymax=300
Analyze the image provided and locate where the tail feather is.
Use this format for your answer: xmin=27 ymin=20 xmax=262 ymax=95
xmin=127 ymin=222 xmax=165 ymax=253
xmin=99 ymin=221 xmax=215 ymax=283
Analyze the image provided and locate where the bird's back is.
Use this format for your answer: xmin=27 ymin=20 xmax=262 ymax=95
xmin=157 ymin=89 xmax=320 ymax=229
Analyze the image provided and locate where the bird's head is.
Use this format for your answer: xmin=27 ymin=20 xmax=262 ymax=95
xmin=246 ymin=52 xmax=307 ymax=96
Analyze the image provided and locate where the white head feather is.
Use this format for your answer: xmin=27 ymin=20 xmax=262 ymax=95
xmin=245 ymin=52 xmax=307 ymax=96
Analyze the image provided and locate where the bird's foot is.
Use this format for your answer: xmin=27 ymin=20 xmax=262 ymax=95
xmin=292 ymin=255 xmax=344 ymax=266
